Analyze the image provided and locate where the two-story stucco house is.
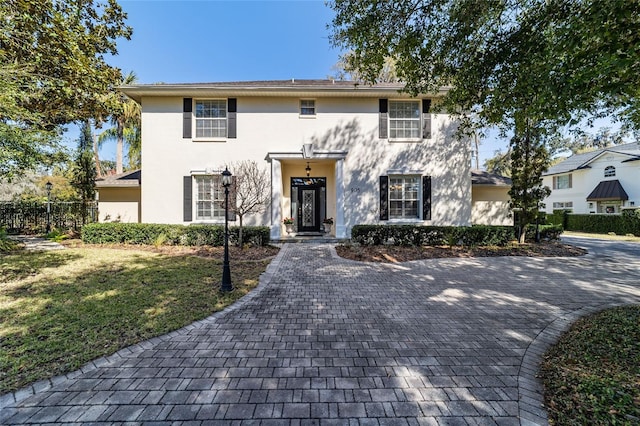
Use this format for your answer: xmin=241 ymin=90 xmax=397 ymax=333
xmin=542 ymin=142 xmax=640 ymax=214
xmin=110 ymin=79 xmax=475 ymax=240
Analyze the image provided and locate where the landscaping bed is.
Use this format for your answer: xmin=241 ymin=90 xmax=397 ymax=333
xmin=335 ymin=242 xmax=587 ymax=263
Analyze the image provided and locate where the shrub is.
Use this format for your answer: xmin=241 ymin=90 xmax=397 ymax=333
xmin=524 ymin=224 xmax=563 ymax=242
xmin=563 ymin=211 xmax=640 ymax=236
xmin=81 ymin=223 xmax=271 ymax=246
xmin=350 ymin=225 xmax=515 ymax=247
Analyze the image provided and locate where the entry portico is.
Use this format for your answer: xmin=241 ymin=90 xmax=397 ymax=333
xmin=267 ymin=146 xmax=348 ymax=239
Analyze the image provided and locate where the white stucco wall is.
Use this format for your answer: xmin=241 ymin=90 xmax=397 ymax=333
xmin=140 ymin=95 xmax=471 ymax=236
xmin=543 ymin=152 xmax=640 ymax=214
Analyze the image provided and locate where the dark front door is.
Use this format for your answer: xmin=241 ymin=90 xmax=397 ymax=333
xmin=291 ymin=177 xmax=326 ymax=233
xmin=298 ymin=187 xmax=320 ymax=232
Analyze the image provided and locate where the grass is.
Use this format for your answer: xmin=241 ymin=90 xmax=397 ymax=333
xmin=563 ymin=230 xmax=640 ymax=243
xmin=0 ymin=245 xmax=274 ymax=394
xmin=540 ymin=306 xmax=640 ymax=425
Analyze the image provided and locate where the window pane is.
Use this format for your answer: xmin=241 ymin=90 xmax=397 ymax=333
xmin=195 ymin=100 xmax=227 ymax=137
xmin=388 ymin=175 xmax=421 ymax=219
xmin=195 ymin=175 xmax=224 ymax=220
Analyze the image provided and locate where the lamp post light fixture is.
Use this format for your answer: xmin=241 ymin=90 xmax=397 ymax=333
xmin=220 ymin=167 xmax=233 ymax=292
xmin=305 ymin=162 xmax=311 ymax=177
xmin=45 ymin=181 xmax=53 ymax=233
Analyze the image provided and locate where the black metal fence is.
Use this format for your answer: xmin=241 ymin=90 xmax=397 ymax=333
xmin=0 ymin=201 xmax=98 ymax=234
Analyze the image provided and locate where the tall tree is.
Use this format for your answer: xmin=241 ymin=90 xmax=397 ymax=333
xmin=98 ymin=71 xmax=141 ymax=174
xmin=72 ymin=122 xmax=97 ymax=224
xmin=329 ymin=0 xmax=640 ymax=133
xmin=229 ymin=161 xmax=271 ymax=248
xmin=509 ymin=120 xmax=551 ymax=243
xmin=0 ymin=0 xmax=132 ymax=179
xmin=484 ymin=149 xmax=512 ymax=178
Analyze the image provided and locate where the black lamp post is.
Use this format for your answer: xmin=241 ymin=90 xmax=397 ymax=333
xmin=45 ymin=181 xmax=53 ymax=233
xmin=220 ymin=167 xmax=233 ymax=292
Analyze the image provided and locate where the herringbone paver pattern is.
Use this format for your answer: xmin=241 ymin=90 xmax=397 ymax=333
xmin=1 ymin=239 xmax=639 ymax=425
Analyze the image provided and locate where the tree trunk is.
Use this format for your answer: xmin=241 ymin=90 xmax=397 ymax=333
xmin=116 ymin=117 xmax=124 ymax=174
xmin=93 ymin=133 xmax=102 ymax=178
xmin=238 ymin=215 xmax=244 ymax=248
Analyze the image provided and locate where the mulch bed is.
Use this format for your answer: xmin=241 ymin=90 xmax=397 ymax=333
xmin=335 ymin=242 xmax=587 ymax=263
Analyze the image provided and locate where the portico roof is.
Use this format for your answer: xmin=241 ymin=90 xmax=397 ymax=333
xmin=586 ymin=179 xmax=629 ymax=201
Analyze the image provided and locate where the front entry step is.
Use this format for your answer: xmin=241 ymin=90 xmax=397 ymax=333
xmin=277 ymin=236 xmax=346 ymax=244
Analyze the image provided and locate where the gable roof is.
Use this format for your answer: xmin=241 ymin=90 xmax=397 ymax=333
xmin=544 ymin=142 xmax=640 ymax=176
xmin=471 ymin=170 xmax=512 ymax=186
xmin=120 ymin=79 xmax=451 ymax=103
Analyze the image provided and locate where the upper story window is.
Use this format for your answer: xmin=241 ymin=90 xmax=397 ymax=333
xmin=195 ymin=100 xmax=227 ymax=138
xmin=389 ymin=101 xmax=421 ymax=139
xmin=604 ymin=166 xmax=616 ymax=177
xmin=195 ymin=175 xmax=225 ymax=220
xmin=553 ymin=174 xmax=572 ymax=190
xmin=300 ymin=99 xmax=316 ymax=116
xmin=389 ymin=175 xmax=420 ymax=219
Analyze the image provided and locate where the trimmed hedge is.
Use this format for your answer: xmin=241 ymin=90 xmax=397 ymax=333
xmin=81 ymin=223 xmax=271 ymax=246
xmin=547 ymin=209 xmax=640 ymax=236
xmin=350 ymin=224 xmax=562 ymax=247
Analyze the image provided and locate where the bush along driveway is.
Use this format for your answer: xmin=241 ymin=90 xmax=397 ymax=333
xmin=1 ymin=238 xmax=640 ymax=425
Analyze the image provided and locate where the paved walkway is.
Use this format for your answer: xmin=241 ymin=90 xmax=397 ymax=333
xmin=1 ymin=238 xmax=639 ymax=425
xmin=8 ymin=235 xmax=65 ymax=251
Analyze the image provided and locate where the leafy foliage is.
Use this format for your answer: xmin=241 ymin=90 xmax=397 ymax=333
xmin=509 ymin=125 xmax=552 ymax=243
xmin=71 ymin=122 xmax=97 ymax=224
xmin=548 ymin=209 xmax=640 ymax=237
xmin=81 ymin=223 xmax=271 ymax=247
xmin=541 ymin=306 xmax=640 ymax=425
xmin=329 ymin=0 xmax=640 ymax=133
xmin=0 ymin=0 xmax=132 ymax=179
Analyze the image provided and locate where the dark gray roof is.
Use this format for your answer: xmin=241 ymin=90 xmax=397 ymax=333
xmin=586 ymin=179 xmax=629 ymax=201
xmin=471 ymin=170 xmax=512 ymax=186
xmin=544 ymin=142 xmax=640 ymax=176
xmin=96 ymin=170 xmax=141 ymax=188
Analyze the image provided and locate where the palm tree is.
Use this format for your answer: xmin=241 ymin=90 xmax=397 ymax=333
xmin=99 ymin=71 xmax=141 ymax=174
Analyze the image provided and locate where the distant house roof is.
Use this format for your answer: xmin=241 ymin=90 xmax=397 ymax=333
xmin=119 ymin=79 xmax=452 ymax=103
xmin=471 ymin=170 xmax=512 ymax=186
xmin=96 ymin=170 xmax=141 ymax=188
xmin=544 ymin=142 xmax=640 ymax=176
xmin=586 ymin=179 xmax=629 ymax=201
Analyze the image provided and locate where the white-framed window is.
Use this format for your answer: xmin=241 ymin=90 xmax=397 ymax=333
xmin=604 ymin=166 xmax=616 ymax=177
xmin=195 ymin=175 xmax=225 ymax=220
xmin=389 ymin=175 xmax=420 ymax=219
xmin=553 ymin=174 xmax=572 ymax=190
xmin=552 ymin=201 xmax=573 ymax=210
xmin=300 ymin=99 xmax=316 ymax=116
xmin=195 ymin=100 xmax=227 ymax=138
xmin=389 ymin=100 xmax=421 ymax=139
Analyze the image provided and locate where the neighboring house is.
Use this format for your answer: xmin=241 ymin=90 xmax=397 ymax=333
xmin=471 ymin=170 xmax=512 ymax=226
xmin=96 ymin=170 xmax=141 ymax=223
xmin=542 ymin=142 xmax=640 ymax=214
xmin=115 ymin=79 xmax=475 ymax=240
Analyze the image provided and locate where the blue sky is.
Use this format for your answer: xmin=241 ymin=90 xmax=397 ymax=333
xmin=83 ymin=0 xmax=507 ymax=166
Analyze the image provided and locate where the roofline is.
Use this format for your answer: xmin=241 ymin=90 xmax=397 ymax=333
xmin=119 ymin=80 xmax=452 ymax=103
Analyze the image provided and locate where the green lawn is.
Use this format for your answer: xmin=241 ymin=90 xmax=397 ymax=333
xmin=0 ymin=246 xmax=272 ymax=394
xmin=563 ymin=230 xmax=640 ymax=243
xmin=541 ymin=306 xmax=640 ymax=425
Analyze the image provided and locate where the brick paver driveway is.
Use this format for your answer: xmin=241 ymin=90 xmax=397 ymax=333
xmin=2 ymin=237 xmax=639 ymax=425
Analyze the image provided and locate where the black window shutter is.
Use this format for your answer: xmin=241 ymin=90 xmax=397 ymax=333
xmin=183 ymin=98 xmax=192 ymax=139
xmin=183 ymin=176 xmax=193 ymax=222
xmin=227 ymin=176 xmax=237 ymax=221
xmin=422 ymin=175 xmax=432 ymax=220
xmin=227 ymin=98 xmax=237 ymax=139
xmin=379 ymin=175 xmax=389 ymax=220
xmin=422 ymin=99 xmax=432 ymax=139
xmin=379 ymin=99 xmax=388 ymax=139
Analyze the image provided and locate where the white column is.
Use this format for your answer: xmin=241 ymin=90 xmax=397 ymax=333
xmin=270 ymin=159 xmax=283 ymax=240
xmin=334 ymin=159 xmax=346 ymax=238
